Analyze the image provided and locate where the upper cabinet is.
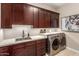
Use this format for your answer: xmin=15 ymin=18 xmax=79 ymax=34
xmin=50 ymin=13 xmax=59 ymax=28
xmin=38 ymin=9 xmax=45 ymax=28
xmin=33 ymin=7 xmax=39 ymax=28
xmin=24 ymin=4 xmax=33 ymax=25
xmin=12 ymin=3 xmax=24 ymax=25
xmin=1 ymin=3 xmax=12 ymax=28
xmin=1 ymin=3 xmax=59 ymax=28
xmin=44 ymin=11 xmax=51 ymax=28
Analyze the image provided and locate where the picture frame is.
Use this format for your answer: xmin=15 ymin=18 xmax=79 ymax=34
xmin=61 ymin=14 xmax=79 ymax=32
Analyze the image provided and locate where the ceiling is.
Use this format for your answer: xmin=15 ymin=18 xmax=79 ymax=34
xmin=45 ymin=3 xmax=65 ymax=8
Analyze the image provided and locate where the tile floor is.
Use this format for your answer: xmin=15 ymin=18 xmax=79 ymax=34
xmin=56 ymin=48 xmax=79 ymax=56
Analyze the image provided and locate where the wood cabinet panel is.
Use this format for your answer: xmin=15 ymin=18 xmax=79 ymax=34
xmin=12 ymin=3 xmax=24 ymax=25
xmin=25 ymin=46 xmax=36 ymax=56
xmin=33 ymin=7 xmax=39 ymax=28
xmin=24 ymin=41 xmax=36 ymax=56
xmin=0 ymin=46 xmax=9 ymax=56
xmin=1 ymin=3 xmax=12 ymax=28
xmin=36 ymin=39 xmax=46 ymax=56
xmin=12 ymin=43 xmax=25 ymax=50
xmin=38 ymin=9 xmax=45 ymax=28
xmin=12 ymin=48 xmax=25 ymax=56
xmin=24 ymin=4 xmax=33 ymax=25
xmin=50 ymin=13 xmax=59 ymax=28
xmin=44 ymin=11 xmax=51 ymax=28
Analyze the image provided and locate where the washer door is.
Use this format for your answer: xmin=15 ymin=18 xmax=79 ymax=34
xmin=52 ymin=38 xmax=60 ymax=50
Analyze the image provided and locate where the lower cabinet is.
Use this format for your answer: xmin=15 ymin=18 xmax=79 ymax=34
xmin=24 ymin=41 xmax=36 ymax=56
xmin=36 ymin=39 xmax=46 ymax=56
xmin=0 ymin=46 xmax=9 ymax=56
xmin=11 ymin=43 xmax=25 ymax=56
xmin=0 ymin=39 xmax=46 ymax=56
xmin=12 ymin=48 xmax=26 ymax=56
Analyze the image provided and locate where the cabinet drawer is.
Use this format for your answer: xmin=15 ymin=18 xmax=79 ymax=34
xmin=36 ymin=39 xmax=46 ymax=43
xmin=25 ymin=41 xmax=35 ymax=46
xmin=36 ymin=43 xmax=46 ymax=48
xmin=12 ymin=43 xmax=25 ymax=49
xmin=0 ymin=46 xmax=9 ymax=56
xmin=12 ymin=48 xmax=25 ymax=56
xmin=0 ymin=46 xmax=9 ymax=52
xmin=25 ymin=46 xmax=36 ymax=56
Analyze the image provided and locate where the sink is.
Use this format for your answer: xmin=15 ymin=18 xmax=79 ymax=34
xmin=16 ymin=37 xmax=31 ymax=41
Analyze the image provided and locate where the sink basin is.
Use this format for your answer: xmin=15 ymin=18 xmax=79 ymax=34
xmin=16 ymin=37 xmax=31 ymax=41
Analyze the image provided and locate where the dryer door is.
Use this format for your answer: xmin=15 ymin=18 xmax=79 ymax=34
xmin=52 ymin=38 xmax=60 ymax=50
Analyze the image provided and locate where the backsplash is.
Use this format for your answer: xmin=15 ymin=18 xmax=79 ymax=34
xmin=0 ymin=29 xmax=4 ymax=41
xmin=2 ymin=25 xmax=58 ymax=39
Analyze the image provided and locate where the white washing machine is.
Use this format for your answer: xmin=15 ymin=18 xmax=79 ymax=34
xmin=47 ymin=33 xmax=61 ymax=56
xmin=47 ymin=33 xmax=66 ymax=56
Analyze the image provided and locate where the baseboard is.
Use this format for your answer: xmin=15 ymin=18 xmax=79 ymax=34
xmin=67 ymin=47 xmax=79 ymax=54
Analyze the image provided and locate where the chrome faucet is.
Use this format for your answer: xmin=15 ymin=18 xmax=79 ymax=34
xmin=22 ymin=30 xmax=25 ymax=38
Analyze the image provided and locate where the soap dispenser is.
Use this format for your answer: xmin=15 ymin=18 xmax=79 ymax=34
xmin=44 ymin=29 xmax=46 ymax=33
xmin=27 ymin=33 xmax=31 ymax=39
xmin=22 ymin=30 xmax=25 ymax=38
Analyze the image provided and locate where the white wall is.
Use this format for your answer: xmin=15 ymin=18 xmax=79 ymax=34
xmin=28 ymin=3 xmax=58 ymax=12
xmin=59 ymin=3 xmax=79 ymax=51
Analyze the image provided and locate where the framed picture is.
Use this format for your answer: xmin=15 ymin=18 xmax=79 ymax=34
xmin=61 ymin=14 xmax=79 ymax=32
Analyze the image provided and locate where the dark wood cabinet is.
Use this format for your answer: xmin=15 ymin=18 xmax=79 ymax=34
xmin=12 ymin=3 xmax=24 ymax=25
xmin=33 ymin=7 xmax=39 ymax=28
xmin=38 ymin=9 xmax=45 ymax=28
xmin=0 ymin=39 xmax=46 ymax=56
xmin=12 ymin=47 xmax=25 ymax=56
xmin=24 ymin=4 xmax=33 ymax=25
xmin=1 ymin=3 xmax=12 ymax=28
xmin=1 ymin=3 xmax=59 ymax=28
xmin=24 ymin=41 xmax=36 ymax=56
xmin=50 ymin=13 xmax=59 ymax=28
xmin=11 ymin=43 xmax=25 ymax=56
xmin=0 ymin=46 xmax=9 ymax=56
xmin=44 ymin=11 xmax=51 ymax=28
xmin=36 ymin=39 xmax=46 ymax=56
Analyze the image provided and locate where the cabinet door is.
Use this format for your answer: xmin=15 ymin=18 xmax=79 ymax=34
xmin=33 ymin=7 xmax=39 ymax=28
xmin=36 ymin=39 xmax=46 ymax=56
xmin=12 ymin=48 xmax=25 ymax=56
xmin=24 ymin=4 xmax=33 ymax=25
xmin=38 ymin=9 xmax=45 ymax=28
xmin=11 ymin=43 xmax=25 ymax=56
xmin=50 ymin=13 xmax=59 ymax=28
xmin=1 ymin=3 xmax=12 ymax=28
xmin=25 ymin=41 xmax=36 ymax=56
xmin=12 ymin=3 xmax=24 ymax=25
xmin=44 ymin=11 xmax=51 ymax=28
xmin=0 ymin=46 xmax=9 ymax=56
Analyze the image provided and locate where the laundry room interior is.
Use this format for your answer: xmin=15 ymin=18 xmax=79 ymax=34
xmin=0 ymin=3 xmax=79 ymax=56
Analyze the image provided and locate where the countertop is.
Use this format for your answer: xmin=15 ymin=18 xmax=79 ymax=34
xmin=0 ymin=32 xmax=63 ymax=47
xmin=40 ymin=32 xmax=63 ymax=35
